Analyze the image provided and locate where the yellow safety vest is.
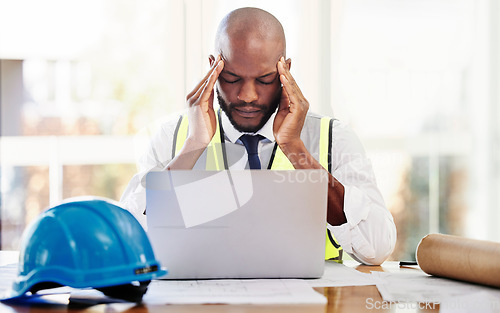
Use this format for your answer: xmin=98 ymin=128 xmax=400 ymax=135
xmin=172 ymin=110 xmax=343 ymax=262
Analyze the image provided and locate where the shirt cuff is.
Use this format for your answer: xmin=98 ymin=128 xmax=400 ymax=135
xmin=120 ymin=173 xmax=148 ymax=230
xmin=343 ymin=185 xmax=371 ymax=227
xmin=327 ymin=185 xmax=396 ymax=265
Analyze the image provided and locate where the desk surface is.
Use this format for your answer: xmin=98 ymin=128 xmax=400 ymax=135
xmin=0 ymin=251 xmax=437 ymax=313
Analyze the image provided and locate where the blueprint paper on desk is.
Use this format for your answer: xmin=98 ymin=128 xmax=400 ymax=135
xmin=440 ymin=291 xmax=500 ymax=313
xmin=0 ymin=263 xmax=17 ymax=297
xmin=373 ymin=270 xmax=500 ymax=303
xmin=307 ymin=261 xmax=376 ymax=287
xmin=2 ymin=262 xmax=326 ymax=305
xmin=142 ymin=279 xmax=327 ymax=305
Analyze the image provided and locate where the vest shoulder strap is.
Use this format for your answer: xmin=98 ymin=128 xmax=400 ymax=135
xmin=270 ymin=116 xmax=333 ymax=171
xmin=172 ymin=112 xmax=225 ymax=170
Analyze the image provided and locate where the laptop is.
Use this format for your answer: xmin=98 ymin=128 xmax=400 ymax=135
xmin=146 ymin=169 xmax=328 ymax=279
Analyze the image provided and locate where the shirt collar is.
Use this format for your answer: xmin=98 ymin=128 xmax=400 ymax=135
xmin=220 ymin=109 xmax=275 ymax=144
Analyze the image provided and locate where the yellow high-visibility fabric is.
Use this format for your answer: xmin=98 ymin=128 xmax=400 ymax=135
xmin=175 ymin=114 xmax=224 ymax=170
xmin=173 ymin=113 xmax=342 ymax=261
xmin=270 ymin=147 xmax=294 ymax=170
xmin=206 ymin=113 xmax=224 ymax=171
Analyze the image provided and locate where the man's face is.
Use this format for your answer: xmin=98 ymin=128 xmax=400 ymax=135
xmin=214 ymin=37 xmax=285 ymax=133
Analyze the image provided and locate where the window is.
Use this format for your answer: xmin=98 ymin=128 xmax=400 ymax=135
xmin=1 ymin=0 xmax=499 ymax=258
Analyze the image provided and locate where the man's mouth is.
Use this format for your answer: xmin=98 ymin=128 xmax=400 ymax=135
xmin=233 ymin=107 xmax=262 ymax=118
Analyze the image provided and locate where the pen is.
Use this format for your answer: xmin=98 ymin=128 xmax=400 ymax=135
xmin=399 ymin=261 xmax=418 ymax=266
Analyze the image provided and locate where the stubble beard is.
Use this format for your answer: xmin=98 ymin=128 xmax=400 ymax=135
xmin=216 ymin=87 xmax=280 ymax=133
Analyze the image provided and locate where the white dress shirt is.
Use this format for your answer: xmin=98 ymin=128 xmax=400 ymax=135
xmin=120 ymin=109 xmax=397 ymax=265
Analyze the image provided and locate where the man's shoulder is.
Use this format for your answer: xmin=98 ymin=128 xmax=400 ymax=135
xmin=303 ymin=111 xmax=354 ymax=138
xmin=305 ymin=111 xmax=348 ymax=127
xmin=305 ymin=111 xmax=339 ymax=122
xmin=305 ymin=111 xmax=327 ymax=120
xmin=304 ymin=111 xmax=336 ymax=126
xmin=145 ymin=110 xmax=187 ymax=135
xmin=304 ymin=111 xmax=365 ymax=153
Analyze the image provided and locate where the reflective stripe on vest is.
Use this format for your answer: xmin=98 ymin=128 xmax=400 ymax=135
xmin=172 ymin=110 xmax=343 ymax=262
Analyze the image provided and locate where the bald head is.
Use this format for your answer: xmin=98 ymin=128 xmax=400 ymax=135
xmin=212 ymin=8 xmax=290 ymax=133
xmin=215 ymin=7 xmax=286 ymax=57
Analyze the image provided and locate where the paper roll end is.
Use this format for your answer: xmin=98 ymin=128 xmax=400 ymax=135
xmin=415 ymin=233 xmax=500 ymax=288
xmin=415 ymin=233 xmax=438 ymax=269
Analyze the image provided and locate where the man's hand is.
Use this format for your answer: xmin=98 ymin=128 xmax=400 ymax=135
xmin=273 ymin=56 xmax=309 ymax=148
xmin=272 ymin=58 xmax=346 ymax=226
xmin=166 ymin=56 xmax=224 ymax=170
xmin=186 ymin=55 xmax=224 ymax=148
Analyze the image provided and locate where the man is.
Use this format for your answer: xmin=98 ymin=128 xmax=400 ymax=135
xmin=121 ymin=7 xmax=396 ymax=265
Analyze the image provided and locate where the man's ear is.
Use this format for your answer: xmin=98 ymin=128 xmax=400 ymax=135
xmin=209 ymin=55 xmax=216 ymax=67
xmin=285 ymin=58 xmax=292 ymax=71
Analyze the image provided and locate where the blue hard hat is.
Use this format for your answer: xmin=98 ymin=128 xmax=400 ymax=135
xmin=5 ymin=197 xmax=167 ymax=302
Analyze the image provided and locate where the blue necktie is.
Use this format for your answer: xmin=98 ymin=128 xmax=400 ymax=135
xmin=239 ymin=134 xmax=263 ymax=169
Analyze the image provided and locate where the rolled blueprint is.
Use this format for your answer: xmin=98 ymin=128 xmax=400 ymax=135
xmin=416 ymin=233 xmax=500 ymax=288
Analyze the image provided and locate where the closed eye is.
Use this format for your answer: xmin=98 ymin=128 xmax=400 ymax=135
xmin=257 ymin=79 xmax=274 ymax=85
xmin=220 ymin=77 xmax=240 ymax=84
xmin=257 ymin=73 xmax=278 ymax=85
xmin=219 ymin=72 xmax=277 ymax=85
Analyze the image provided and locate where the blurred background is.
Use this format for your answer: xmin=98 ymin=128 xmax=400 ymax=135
xmin=1 ymin=0 xmax=499 ymax=261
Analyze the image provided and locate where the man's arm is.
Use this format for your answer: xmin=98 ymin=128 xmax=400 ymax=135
xmin=120 ymin=125 xmax=175 ymax=229
xmin=327 ymin=124 xmax=396 ymax=265
xmin=121 ymin=57 xmax=224 ymax=226
xmin=274 ymin=57 xmax=396 ymax=265
xmin=277 ymin=140 xmax=347 ymax=226
xmin=167 ymin=56 xmax=224 ymax=170
xmin=274 ymin=57 xmax=346 ymax=226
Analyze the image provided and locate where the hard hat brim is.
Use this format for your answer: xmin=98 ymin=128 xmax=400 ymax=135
xmin=1 ymin=267 xmax=167 ymax=303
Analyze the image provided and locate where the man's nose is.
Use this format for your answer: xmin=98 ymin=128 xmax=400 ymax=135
xmin=237 ymin=81 xmax=258 ymax=103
